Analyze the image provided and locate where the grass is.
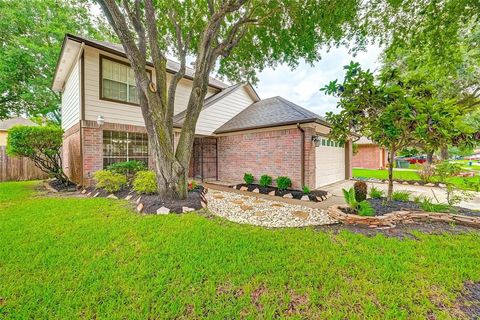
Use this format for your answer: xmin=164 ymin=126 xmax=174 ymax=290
xmin=353 ymin=168 xmax=480 ymax=191
xmin=1 ymin=181 xmax=480 ymax=319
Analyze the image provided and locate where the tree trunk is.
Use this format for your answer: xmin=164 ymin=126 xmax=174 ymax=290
xmin=387 ymin=149 xmax=395 ymax=201
xmin=440 ymin=146 xmax=449 ymax=160
xmin=426 ymin=150 xmax=434 ymax=164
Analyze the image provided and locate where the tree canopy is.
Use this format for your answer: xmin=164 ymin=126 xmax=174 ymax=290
xmin=0 ymin=0 xmax=113 ymax=123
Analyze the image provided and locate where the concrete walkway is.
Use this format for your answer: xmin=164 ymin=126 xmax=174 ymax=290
xmin=321 ymin=180 xmax=480 ymax=210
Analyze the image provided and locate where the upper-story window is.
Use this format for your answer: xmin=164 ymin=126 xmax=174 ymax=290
xmin=100 ymin=56 xmax=146 ymax=105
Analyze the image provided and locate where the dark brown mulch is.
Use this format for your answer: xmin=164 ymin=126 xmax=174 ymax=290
xmin=339 ymin=198 xmax=480 ymax=217
xmin=48 ymin=179 xmax=78 ymax=192
xmin=314 ymin=222 xmax=480 ymax=239
xmin=234 ymin=183 xmax=328 ymax=201
xmin=456 ymin=281 xmax=480 ymax=319
xmin=84 ymin=185 xmax=206 ymax=214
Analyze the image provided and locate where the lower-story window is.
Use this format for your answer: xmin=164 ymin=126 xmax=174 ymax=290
xmin=103 ymin=130 xmax=149 ymax=168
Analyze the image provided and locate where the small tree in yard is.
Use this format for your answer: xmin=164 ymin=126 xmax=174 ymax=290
xmin=95 ymin=0 xmax=368 ymax=200
xmin=7 ymin=125 xmax=70 ymax=184
xmin=322 ymin=62 xmax=415 ymax=200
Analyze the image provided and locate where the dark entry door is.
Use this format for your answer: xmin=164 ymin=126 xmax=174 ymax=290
xmin=192 ymin=137 xmax=217 ymax=181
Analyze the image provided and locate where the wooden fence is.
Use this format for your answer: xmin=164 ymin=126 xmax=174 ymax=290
xmin=0 ymin=146 xmax=48 ymax=182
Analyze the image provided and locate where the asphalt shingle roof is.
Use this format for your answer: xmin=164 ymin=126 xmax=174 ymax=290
xmin=215 ymin=96 xmax=328 ymax=134
xmin=0 ymin=117 xmax=37 ymax=131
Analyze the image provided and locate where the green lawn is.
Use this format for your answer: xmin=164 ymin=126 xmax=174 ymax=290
xmin=353 ymin=168 xmax=480 ymax=191
xmin=1 ymin=181 xmax=480 ymax=319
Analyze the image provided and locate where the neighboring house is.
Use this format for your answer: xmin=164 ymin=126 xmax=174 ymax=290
xmin=0 ymin=117 xmax=38 ymax=146
xmin=52 ymin=34 xmax=352 ymax=189
xmin=352 ymin=137 xmax=387 ymax=169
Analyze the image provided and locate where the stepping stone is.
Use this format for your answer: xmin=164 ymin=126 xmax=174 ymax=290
xmin=107 ymin=194 xmax=118 ymax=199
xmin=240 ymin=205 xmax=253 ymax=211
xmin=93 ymin=192 xmax=100 ymax=198
xmin=213 ymin=195 xmax=224 ymax=199
xmin=156 ymin=206 xmax=170 ymax=214
xmin=136 ymin=196 xmax=142 ymax=204
xmin=183 ymin=206 xmax=195 ymax=212
xmin=125 ymin=195 xmax=133 ymax=200
xmin=253 ymin=199 xmax=264 ymax=203
xmin=136 ymin=203 xmax=144 ymax=213
xmin=283 ymin=193 xmax=293 ymax=199
xmin=300 ymin=195 xmax=310 ymax=201
xmin=81 ymin=189 xmax=87 ymax=194
xmin=255 ymin=211 xmax=266 ymax=217
xmin=252 ymin=188 xmax=260 ymax=193
xmin=240 ymin=186 xmax=248 ymax=191
xmin=293 ymin=211 xmax=309 ymax=220
xmin=232 ymin=200 xmax=244 ymax=205
xmin=268 ymin=191 xmax=275 ymax=196
xmin=270 ymin=203 xmax=284 ymax=207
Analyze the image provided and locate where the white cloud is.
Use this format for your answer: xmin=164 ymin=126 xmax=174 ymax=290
xmin=254 ymin=45 xmax=383 ymax=117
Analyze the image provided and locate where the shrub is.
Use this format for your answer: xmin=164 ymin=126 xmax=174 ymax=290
xmin=188 ymin=180 xmax=198 ymax=191
xmin=434 ymin=161 xmax=462 ymax=183
xmin=353 ymin=181 xmax=367 ymax=201
xmin=342 ymin=188 xmax=358 ymax=210
xmin=7 ymin=125 xmax=70 ymax=184
xmin=107 ymin=160 xmax=146 ymax=182
xmin=369 ymin=186 xmax=384 ymax=199
xmin=276 ymin=176 xmax=292 ymax=190
xmin=94 ymin=170 xmax=127 ymax=193
xmin=133 ymin=171 xmax=157 ymax=194
xmin=243 ymin=173 xmax=254 ymax=185
xmin=417 ymin=163 xmax=435 ymax=183
xmin=419 ymin=198 xmax=452 ymax=213
xmin=259 ymin=174 xmax=272 ymax=187
xmin=302 ymin=185 xmax=311 ymax=194
xmin=357 ymin=201 xmax=375 ymax=216
xmin=392 ymin=190 xmax=410 ymax=202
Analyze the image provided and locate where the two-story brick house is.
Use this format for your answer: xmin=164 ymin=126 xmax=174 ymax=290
xmin=52 ymin=34 xmax=352 ymax=189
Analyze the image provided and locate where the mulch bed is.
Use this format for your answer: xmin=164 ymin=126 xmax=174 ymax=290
xmin=340 ymin=198 xmax=480 ymax=217
xmin=456 ymin=281 xmax=480 ymax=319
xmin=81 ymin=185 xmax=207 ymax=214
xmin=47 ymin=179 xmax=78 ymax=192
xmin=353 ymin=177 xmax=444 ymax=187
xmin=233 ymin=183 xmax=328 ymax=202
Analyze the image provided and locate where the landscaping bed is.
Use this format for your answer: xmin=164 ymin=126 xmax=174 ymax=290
xmin=233 ymin=183 xmax=330 ymax=202
xmin=46 ymin=179 xmax=78 ymax=192
xmin=353 ymin=177 xmax=446 ymax=188
xmin=81 ymin=185 xmax=207 ymax=214
xmin=340 ymin=198 xmax=480 ymax=217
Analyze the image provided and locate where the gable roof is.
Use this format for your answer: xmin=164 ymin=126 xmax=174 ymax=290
xmin=52 ymin=34 xmax=229 ymax=91
xmin=0 ymin=117 xmax=37 ymax=131
xmin=214 ymin=96 xmax=330 ymax=134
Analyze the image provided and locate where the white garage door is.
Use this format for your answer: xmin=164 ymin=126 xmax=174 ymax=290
xmin=315 ymin=138 xmax=345 ymax=188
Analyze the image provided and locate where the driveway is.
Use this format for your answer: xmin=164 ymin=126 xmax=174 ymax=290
xmin=321 ymin=180 xmax=480 ymax=211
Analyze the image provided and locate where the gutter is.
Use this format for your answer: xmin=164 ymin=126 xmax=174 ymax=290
xmin=297 ymin=123 xmax=305 ymax=187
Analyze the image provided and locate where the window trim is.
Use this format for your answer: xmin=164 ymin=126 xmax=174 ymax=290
xmin=99 ymin=54 xmax=152 ymax=106
xmin=102 ymin=130 xmax=149 ymax=168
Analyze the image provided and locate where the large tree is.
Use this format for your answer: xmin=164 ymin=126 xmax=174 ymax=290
xmin=0 ymin=0 xmax=113 ymax=123
xmin=96 ymin=0 xmax=367 ymax=199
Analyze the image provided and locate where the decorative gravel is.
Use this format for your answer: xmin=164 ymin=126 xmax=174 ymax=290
xmin=206 ymin=190 xmax=336 ymax=228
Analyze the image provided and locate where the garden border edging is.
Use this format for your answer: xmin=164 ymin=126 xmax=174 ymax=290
xmin=328 ymin=205 xmax=480 ymax=229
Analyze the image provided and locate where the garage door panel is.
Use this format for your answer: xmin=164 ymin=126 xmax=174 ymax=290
xmin=315 ymin=144 xmax=345 ymax=188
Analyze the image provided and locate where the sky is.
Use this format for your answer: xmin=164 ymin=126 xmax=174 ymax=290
xmin=253 ymin=45 xmax=383 ymax=117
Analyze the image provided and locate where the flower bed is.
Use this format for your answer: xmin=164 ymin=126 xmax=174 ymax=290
xmin=79 ymin=185 xmax=208 ymax=214
xmin=232 ymin=183 xmax=331 ymax=202
xmin=329 ymin=205 xmax=480 ymax=229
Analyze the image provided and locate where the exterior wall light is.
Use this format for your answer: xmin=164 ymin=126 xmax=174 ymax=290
xmin=312 ymin=135 xmax=322 ymax=147
xmin=96 ymin=115 xmax=105 ymax=127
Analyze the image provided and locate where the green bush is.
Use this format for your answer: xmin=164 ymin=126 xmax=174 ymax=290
xmin=392 ymin=190 xmax=410 ymax=202
xmin=419 ymin=198 xmax=452 ymax=213
xmin=434 ymin=161 xmax=462 ymax=183
xmin=243 ymin=173 xmax=254 ymax=184
xmin=302 ymin=185 xmax=311 ymax=194
xmin=342 ymin=187 xmax=375 ymax=216
xmin=276 ymin=176 xmax=292 ymax=190
xmin=107 ymin=160 xmax=146 ymax=182
xmin=259 ymin=174 xmax=272 ymax=187
xmin=369 ymin=186 xmax=384 ymax=199
xmin=353 ymin=181 xmax=367 ymax=201
xmin=188 ymin=180 xmax=198 ymax=191
xmin=7 ymin=125 xmax=70 ymax=183
xmin=94 ymin=170 xmax=127 ymax=193
xmin=133 ymin=171 xmax=157 ymax=194
xmin=357 ymin=200 xmax=375 ymax=216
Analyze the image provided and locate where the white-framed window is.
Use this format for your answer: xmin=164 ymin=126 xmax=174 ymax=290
xmin=103 ymin=130 xmax=149 ymax=168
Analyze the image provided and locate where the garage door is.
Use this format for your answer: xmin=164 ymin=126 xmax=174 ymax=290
xmin=315 ymin=138 xmax=345 ymax=188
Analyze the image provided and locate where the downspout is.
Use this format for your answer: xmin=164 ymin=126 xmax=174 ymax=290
xmin=297 ymin=123 xmax=305 ymax=187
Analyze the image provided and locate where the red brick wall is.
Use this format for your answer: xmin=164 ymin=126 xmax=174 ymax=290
xmin=217 ymin=128 xmax=307 ymax=188
xmin=352 ymin=144 xmax=386 ymax=169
